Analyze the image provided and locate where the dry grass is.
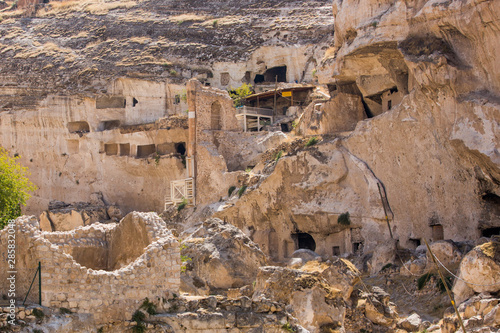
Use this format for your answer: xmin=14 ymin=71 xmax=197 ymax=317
xmin=168 ymin=13 xmax=208 ymax=23
xmin=2 ymin=26 xmax=24 ymax=39
xmin=0 ymin=9 xmax=23 ymax=22
xmin=38 ymin=0 xmax=137 ymax=16
xmin=129 ymin=36 xmax=151 ymax=45
xmin=70 ymin=31 xmax=89 ymax=39
xmin=116 ymin=55 xmax=171 ymax=67
xmin=13 ymin=42 xmax=73 ymax=59
xmin=84 ymin=1 xmax=137 ymax=15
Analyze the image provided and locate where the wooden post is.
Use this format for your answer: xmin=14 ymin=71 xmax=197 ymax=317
xmin=274 ymin=75 xmax=277 ymax=116
xmin=424 ymin=239 xmax=467 ymax=333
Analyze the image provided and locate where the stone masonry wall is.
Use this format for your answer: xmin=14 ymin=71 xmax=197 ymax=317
xmin=0 ymin=213 xmax=180 ymax=325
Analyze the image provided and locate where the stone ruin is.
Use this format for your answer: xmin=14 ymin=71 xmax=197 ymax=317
xmin=0 ymin=212 xmax=180 ymax=324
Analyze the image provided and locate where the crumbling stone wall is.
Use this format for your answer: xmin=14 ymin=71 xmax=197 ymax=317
xmin=0 ymin=213 xmax=180 ymax=325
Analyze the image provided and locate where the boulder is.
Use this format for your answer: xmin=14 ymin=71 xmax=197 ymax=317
xmin=368 ymin=239 xmax=397 ymax=275
xmin=253 ymin=266 xmax=345 ymax=333
xmin=453 ymin=241 xmax=500 ymax=304
xmin=301 ymin=258 xmax=361 ymax=302
xmin=291 ymin=249 xmax=321 ymax=262
xmin=425 ymin=240 xmax=463 ymax=272
xmin=48 ymin=210 xmax=85 ymax=231
xmin=358 ymin=286 xmax=398 ymax=328
xmin=180 ymin=218 xmax=268 ymax=295
xmin=397 ymin=313 xmax=422 ymax=332
xmin=401 ymin=257 xmax=426 ymax=277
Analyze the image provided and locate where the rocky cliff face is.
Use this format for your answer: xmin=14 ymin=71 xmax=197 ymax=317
xmin=315 ymin=0 xmax=500 ymax=247
xmin=0 ymin=0 xmax=333 ymax=93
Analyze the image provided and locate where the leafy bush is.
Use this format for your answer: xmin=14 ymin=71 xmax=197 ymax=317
xmin=337 ymin=212 xmax=351 ymax=226
xmin=132 ymin=310 xmax=146 ymax=322
xmin=305 ymin=136 xmax=319 ymax=147
xmin=228 ymin=83 xmax=253 ymax=107
xmin=59 ymin=307 xmax=72 ymax=314
xmin=32 ymin=308 xmax=44 ymax=320
xmin=436 ymin=275 xmax=453 ymax=293
xmin=274 ymin=150 xmax=283 ymax=162
xmin=228 ymin=186 xmax=236 ymax=197
xmin=417 ymin=273 xmax=434 ymax=290
xmin=237 ymin=185 xmax=247 ymax=198
xmin=281 ymin=323 xmax=295 ymax=332
xmin=380 ymin=263 xmax=393 ymax=272
xmin=0 ymin=148 xmax=37 ymax=229
xmin=140 ymin=298 xmax=156 ymax=315
xmin=177 ymin=197 xmax=188 ymax=212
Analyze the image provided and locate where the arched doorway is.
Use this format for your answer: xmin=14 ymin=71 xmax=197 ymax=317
xmin=292 ymin=232 xmax=316 ymax=251
xmin=211 ymin=101 xmax=222 ymax=130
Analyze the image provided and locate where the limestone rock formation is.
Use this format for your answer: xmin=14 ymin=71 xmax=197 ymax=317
xmin=180 ymin=218 xmax=268 ymax=295
xmin=253 ymin=265 xmax=346 ymax=332
xmin=217 ymin=142 xmax=394 ymax=261
xmin=316 ymin=0 xmax=500 ymax=250
xmin=453 ymin=241 xmax=500 ymax=304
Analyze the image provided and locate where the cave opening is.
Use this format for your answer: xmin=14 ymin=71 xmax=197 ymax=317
xmin=292 ymin=232 xmax=316 ymax=251
xmin=175 ymin=142 xmax=186 ymax=155
xmin=264 ymin=65 xmax=287 ymax=83
xmin=254 ymin=74 xmax=265 ymax=84
xmin=482 ymin=227 xmax=500 ymax=238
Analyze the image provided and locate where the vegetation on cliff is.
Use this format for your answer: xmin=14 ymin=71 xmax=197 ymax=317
xmin=0 ymin=147 xmax=37 ymax=228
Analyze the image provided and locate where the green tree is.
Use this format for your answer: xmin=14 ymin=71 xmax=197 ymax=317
xmin=0 ymin=147 xmax=37 ymax=229
xmin=228 ymin=83 xmax=253 ymax=107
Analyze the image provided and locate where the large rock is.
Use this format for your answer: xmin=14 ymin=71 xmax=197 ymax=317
xmin=368 ymin=239 xmax=397 ymax=275
xmin=425 ymin=240 xmax=463 ymax=272
xmin=253 ymin=266 xmax=346 ymax=333
xmin=180 ymin=218 xmax=268 ymax=295
xmin=301 ymin=258 xmax=361 ymax=302
xmin=453 ymin=241 xmax=500 ymax=304
xmin=39 ymin=194 xmax=113 ymax=231
xmin=357 ymin=286 xmax=398 ymax=328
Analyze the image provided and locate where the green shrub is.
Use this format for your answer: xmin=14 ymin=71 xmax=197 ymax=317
xmin=305 ymin=136 xmax=319 ymax=147
xmin=131 ymin=310 xmax=146 ymax=323
xmin=32 ymin=308 xmax=44 ymax=320
xmin=274 ymin=150 xmax=283 ymax=162
xmin=177 ymin=197 xmax=188 ymax=212
xmin=281 ymin=323 xmax=295 ymax=332
xmin=228 ymin=83 xmax=253 ymax=107
xmin=337 ymin=212 xmax=351 ymax=226
xmin=132 ymin=324 xmax=146 ymax=333
xmin=170 ymin=69 xmax=178 ymax=76
xmin=228 ymin=186 xmax=236 ymax=197
xmin=380 ymin=263 xmax=393 ymax=272
xmin=417 ymin=273 xmax=434 ymax=290
xmin=212 ymin=20 xmax=218 ymax=28
xmin=140 ymin=298 xmax=157 ymax=315
xmin=237 ymin=185 xmax=247 ymax=198
xmin=436 ymin=275 xmax=453 ymax=293
xmin=0 ymin=147 xmax=37 ymax=229
xmin=60 ymin=307 xmax=72 ymax=314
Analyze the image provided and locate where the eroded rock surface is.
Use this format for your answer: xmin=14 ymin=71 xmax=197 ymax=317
xmin=180 ymin=218 xmax=268 ymax=295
